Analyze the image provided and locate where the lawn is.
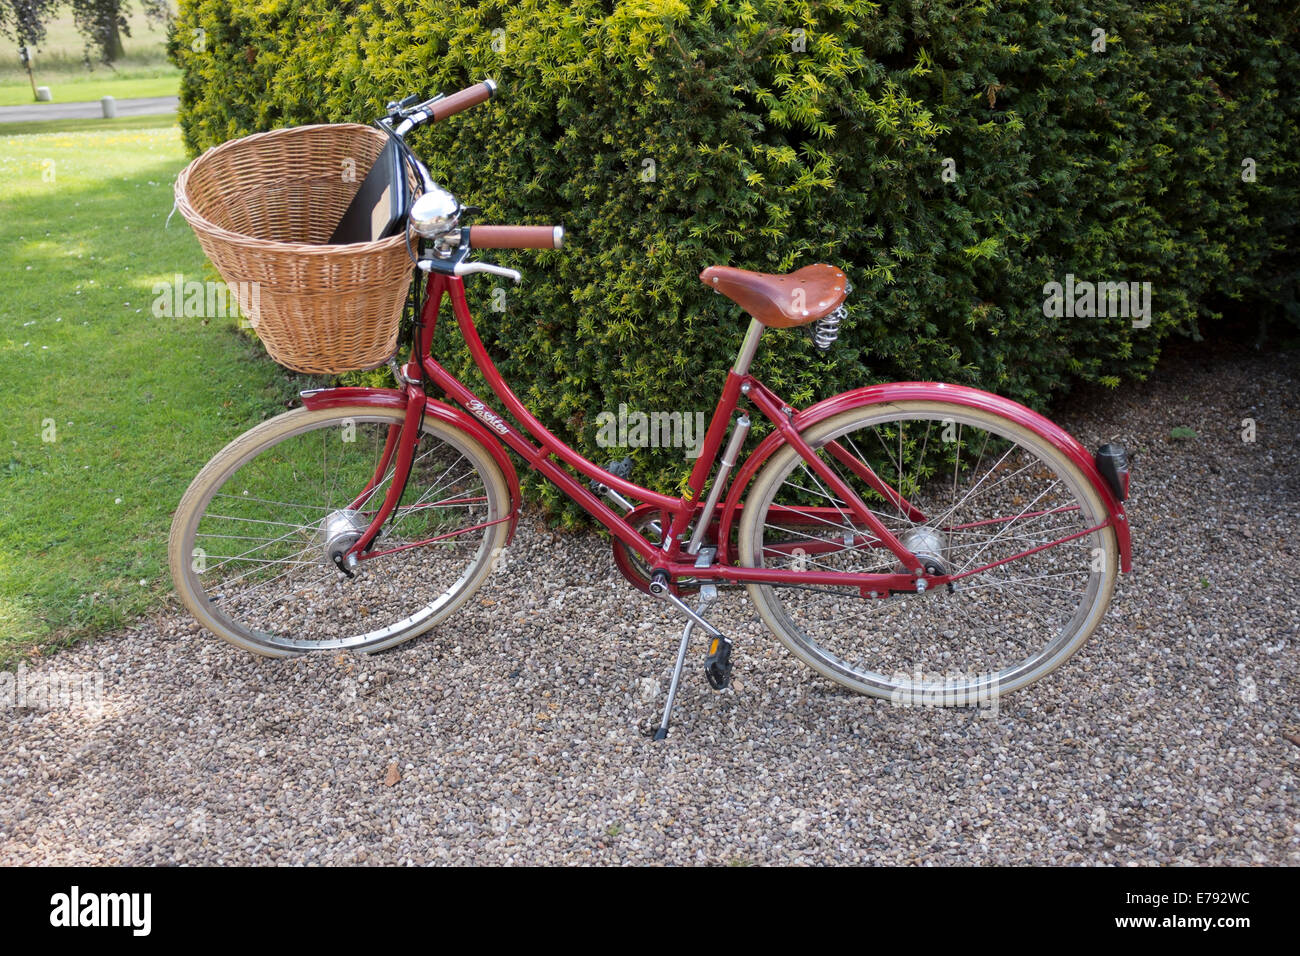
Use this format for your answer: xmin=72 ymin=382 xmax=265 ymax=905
xmin=0 ymin=113 xmax=179 ymax=136
xmin=0 ymin=121 xmax=306 ymax=662
xmin=0 ymin=69 xmax=180 ymax=107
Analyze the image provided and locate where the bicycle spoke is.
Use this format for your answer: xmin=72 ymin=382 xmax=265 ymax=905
xmin=742 ymin=403 xmax=1115 ymax=700
xmin=177 ymin=411 xmax=505 ymax=652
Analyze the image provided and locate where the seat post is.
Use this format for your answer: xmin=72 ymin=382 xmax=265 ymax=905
xmin=732 ymin=317 xmax=764 ymax=376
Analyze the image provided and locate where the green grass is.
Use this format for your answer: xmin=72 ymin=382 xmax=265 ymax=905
xmin=0 ymin=122 xmax=308 ymax=662
xmin=0 ymin=69 xmax=180 ymax=107
xmin=0 ymin=114 xmax=179 ymax=136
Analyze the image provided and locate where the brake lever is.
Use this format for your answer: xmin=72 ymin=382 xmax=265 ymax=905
xmin=387 ymin=93 xmax=421 ymax=114
xmin=417 ymin=256 xmax=522 ymax=285
xmin=455 ymin=261 xmax=522 ymax=284
xmin=457 ymin=261 xmax=517 ymax=283
xmin=386 ymin=92 xmax=444 ymax=122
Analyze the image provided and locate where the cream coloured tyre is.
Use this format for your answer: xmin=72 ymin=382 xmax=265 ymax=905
xmin=738 ymin=401 xmax=1118 ymax=705
xmin=169 ymin=405 xmax=510 ymax=656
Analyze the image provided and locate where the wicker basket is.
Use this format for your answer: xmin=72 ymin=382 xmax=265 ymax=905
xmin=174 ymin=123 xmax=415 ymax=375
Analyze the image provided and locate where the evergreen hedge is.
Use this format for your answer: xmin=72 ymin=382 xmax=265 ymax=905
xmin=169 ymin=0 xmax=1300 ymax=516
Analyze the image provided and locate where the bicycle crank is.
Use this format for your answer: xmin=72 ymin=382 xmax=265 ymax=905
xmin=649 ymin=570 xmax=724 ymax=639
xmin=651 ymin=580 xmax=728 ymax=741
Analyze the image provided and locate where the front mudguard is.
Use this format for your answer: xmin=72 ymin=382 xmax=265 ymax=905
xmin=299 ymin=387 xmax=522 ymax=541
xmin=717 ymin=382 xmax=1132 ymax=571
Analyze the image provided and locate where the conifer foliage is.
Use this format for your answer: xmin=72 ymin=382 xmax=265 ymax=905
xmin=170 ymin=1 xmax=1299 ymax=512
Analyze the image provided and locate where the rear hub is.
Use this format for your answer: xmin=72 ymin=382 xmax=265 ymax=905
xmin=897 ymin=526 xmax=950 ymax=576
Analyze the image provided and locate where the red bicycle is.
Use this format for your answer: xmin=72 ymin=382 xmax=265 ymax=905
xmin=169 ymin=82 xmax=1133 ymax=736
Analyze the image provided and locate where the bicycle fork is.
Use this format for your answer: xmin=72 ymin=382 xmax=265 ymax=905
xmin=334 ymin=383 xmax=428 ymax=574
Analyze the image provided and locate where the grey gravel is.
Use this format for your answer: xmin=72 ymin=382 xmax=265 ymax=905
xmin=1 ymin=344 xmax=1297 ymax=865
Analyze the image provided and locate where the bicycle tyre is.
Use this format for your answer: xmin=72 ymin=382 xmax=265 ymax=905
xmin=738 ymin=400 xmax=1119 ymax=704
xmin=169 ymin=405 xmax=510 ymax=656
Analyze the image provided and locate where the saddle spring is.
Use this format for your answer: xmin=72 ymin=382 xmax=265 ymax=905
xmin=811 ymin=303 xmax=848 ymax=350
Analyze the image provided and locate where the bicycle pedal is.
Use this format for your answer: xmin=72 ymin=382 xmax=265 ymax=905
xmin=704 ymin=635 xmax=734 ymax=690
xmin=588 ymin=456 xmax=634 ymax=494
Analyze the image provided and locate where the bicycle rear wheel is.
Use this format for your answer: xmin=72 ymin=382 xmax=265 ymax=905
xmin=169 ymin=405 xmax=510 ymax=655
xmin=738 ymin=401 xmax=1118 ymax=704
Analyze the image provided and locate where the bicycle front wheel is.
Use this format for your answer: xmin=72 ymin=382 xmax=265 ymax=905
xmin=169 ymin=405 xmax=511 ymax=656
xmin=738 ymin=401 xmax=1118 ymax=704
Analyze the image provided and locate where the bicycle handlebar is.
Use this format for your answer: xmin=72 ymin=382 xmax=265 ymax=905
xmin=469 ymin=224 xmax=564 ymax=249
xmin=428 ymin=79 xmax=497 ymax=122
xmin=388 ymin=80 xmax=497 ymax=138
xmin=388 ymin=80 xmax=566 ymax=274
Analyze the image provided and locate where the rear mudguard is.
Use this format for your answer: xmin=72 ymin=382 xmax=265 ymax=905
xmin=717 ymin=382 xmax=1132 ymax=572
xmin=300 ymin=387 xmax=522 ymax=541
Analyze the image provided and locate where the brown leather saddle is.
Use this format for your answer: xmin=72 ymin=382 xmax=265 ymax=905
xmin=699 ymin=264 xmax=848 ymax=327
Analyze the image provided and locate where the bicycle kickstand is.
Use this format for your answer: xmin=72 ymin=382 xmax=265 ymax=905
xmin=650 ymin=579 xmax=723 ymax=741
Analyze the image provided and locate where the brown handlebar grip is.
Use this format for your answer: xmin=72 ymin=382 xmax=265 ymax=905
xmin=468 ymin=225 xmax=565 ymax=249
xmin=429 ymin=80 xmax=497 ymax=122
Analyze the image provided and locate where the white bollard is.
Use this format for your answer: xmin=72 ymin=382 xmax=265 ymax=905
xmin=101 ymin=95 xmax=117 ymax=118
xmin=35 ymin=86 xmax=52 ymax=102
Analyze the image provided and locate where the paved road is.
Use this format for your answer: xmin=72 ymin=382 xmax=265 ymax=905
xmin=0 ymin=95 xmax=177 ymax=123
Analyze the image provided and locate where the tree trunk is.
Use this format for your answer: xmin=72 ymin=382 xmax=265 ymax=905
xmin=97 ymin=2 xmax=126 ymax=63
xmin=102 ymin=16 xmax=126 ymax=63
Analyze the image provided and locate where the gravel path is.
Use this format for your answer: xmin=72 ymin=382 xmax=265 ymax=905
xmin=2 ymin=343 xmax=1296 ymax=865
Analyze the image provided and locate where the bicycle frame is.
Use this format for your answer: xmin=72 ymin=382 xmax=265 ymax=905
xmin=302 ymin=271 xmax=1132 ymax=593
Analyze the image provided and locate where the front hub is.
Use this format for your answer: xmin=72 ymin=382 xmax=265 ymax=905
xmin=321 ymin=509 xmax=368 ymax=571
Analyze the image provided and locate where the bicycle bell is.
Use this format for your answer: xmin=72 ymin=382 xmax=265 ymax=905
xmin=409 ymin=185 xmax=461 ymax=251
